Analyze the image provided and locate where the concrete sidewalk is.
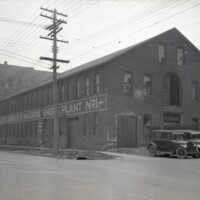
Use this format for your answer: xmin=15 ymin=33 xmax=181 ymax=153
xmin=105 ymin=147 xmax=149 ymax=156
xmin=0 ymin=145 xmax=149 ymax=159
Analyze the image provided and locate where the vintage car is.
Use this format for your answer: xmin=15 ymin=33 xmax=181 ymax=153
xmin=174 ymin=130 xmax=200 ymax=144
xmin=147 ymin=130 xmax=200 ymax=159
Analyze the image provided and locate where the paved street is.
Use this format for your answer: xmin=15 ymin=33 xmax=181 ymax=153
xmin=0 ymin=151 xmax=200 ymax=200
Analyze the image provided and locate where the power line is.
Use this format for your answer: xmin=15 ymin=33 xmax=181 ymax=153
xmin=68 ymin=2 xmax=200 ymax=66
xmin=68 ymin=0 xmax=182 ymax=44
xmin=0 ymin=17 xmax=44 ymax=28
xmin=0 ymin=52 xmax=51 ymax=70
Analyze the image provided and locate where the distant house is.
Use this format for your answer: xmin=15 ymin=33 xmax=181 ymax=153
xmin=0 ymin=62 xmax=52 ymax=99
xmin=0 ymin=28 xmax=200 ymax=149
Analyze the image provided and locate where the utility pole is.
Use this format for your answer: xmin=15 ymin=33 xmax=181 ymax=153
xmin=40 ymin=7 xmax=69 ymax=154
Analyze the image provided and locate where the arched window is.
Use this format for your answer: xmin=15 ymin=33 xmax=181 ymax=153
xmin=163 ymin=73 xmax=182 ymax=106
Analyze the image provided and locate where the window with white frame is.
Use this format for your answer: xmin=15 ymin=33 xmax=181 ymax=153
xmin=124 ymin=72 xmax=132 ymax=94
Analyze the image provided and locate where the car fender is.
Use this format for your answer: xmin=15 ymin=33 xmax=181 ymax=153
xmin=147 ymin=142 xmax=157 ymax=150
xmin=174 ymin=145 xmax=187 ymax=153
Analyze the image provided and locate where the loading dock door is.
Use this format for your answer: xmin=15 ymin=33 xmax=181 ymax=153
xmin=117 ymin=115 xmax=138 ymax=148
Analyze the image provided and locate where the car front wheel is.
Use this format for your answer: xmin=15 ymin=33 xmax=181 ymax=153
xmin=176 ymin=147 xmax=187 ymax=159
xmin=148 ymin=145 xmax=157 ymax=157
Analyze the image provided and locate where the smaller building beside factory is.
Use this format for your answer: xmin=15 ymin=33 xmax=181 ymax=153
xmin=0 ymin=61 xmax=52 ymax=100
xmin=0 ymin=27 xmax=200 ymax=150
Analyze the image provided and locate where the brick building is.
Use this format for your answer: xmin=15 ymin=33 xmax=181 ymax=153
xmin=0 ymin=62 xmax=52 ymax=99
xmin=0 ymin=28 xmax=200 ymax=149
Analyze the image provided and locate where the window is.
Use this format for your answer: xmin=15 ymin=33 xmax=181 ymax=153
xmin=23 ymin=95 xmax=28 ymax=111
xmin=59 ymin=84 xmax=65 ymax=102
xmin=177 ymin=47 xmax=185 ymax=66
xmin=143 ymin=114 xmax=152 ymax=139
xmin=27 ymin=94 xmax=32 ymax=110
xmin=67 ymin=82 xmax=72 ymax=100
xmin=32 ymin=92 xmax=37 ymax=109
xmin=163 ymin=113 xmax=182 ymax=129
xmin=192 ymin=117 xmax=199 ymax=130
xmin=163 ymin=73 xmax=181 ymax=106
xmin=27 ymin=121 xmax=31 ymax=137
xmin=38 ymin=90 xmax=42 ymax=107
xmin=85 ymin=77 xmax=90 ymax=96
xmin=43 ymin=89 xmax=47 ymax=106
xmin=94 ymin=113 xmax=99 ymax=135
xmin=75 ymin=80 xmax=81 ymax=99
xmin=94 ymin=73 xmax=100 ymax=94
xmin=124 ymin=72 xmax=132 ymax=94
xmin=158 ymin=44 xmax=165 ymax=63
xmin=32 ymin=121 xmax=37 ymax=137
xmin=84 ymin=114 xmax=89 ymax=135
xmin=143 ymin=75 xmax=152 ymax=95
xmin=59 ymin=117 xmax=65 ymax=136
xmin=19 ymin=96 xmax=23 ymax=112
xmin=192 ymin=81 xmax=198 ymax=101
xmin=48 ymin=88 xmax=52 ymax=105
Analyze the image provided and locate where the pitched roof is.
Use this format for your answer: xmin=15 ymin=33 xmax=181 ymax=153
xmin=1 ymin=27 xmax=199 ymax=101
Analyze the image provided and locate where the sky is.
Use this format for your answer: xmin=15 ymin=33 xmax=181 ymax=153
xmin=0 ymin=0 xmax=200 ymax=73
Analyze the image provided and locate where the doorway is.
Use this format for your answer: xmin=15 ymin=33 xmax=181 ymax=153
xmin=67 ymin=117 xmax=79 ymax=148
xmin=117 ymin=115 xmax=138 ymax=147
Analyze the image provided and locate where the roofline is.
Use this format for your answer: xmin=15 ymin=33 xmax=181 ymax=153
xmin=1 ymin=27 xmax=199 ymax=102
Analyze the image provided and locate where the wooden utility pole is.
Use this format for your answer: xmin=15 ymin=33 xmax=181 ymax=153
xmin=40 ymin=8 xmax=69 ymax=154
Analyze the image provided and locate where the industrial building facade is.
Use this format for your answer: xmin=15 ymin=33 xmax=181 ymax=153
xmin=0 ymin=28 xmax=200 ymax=149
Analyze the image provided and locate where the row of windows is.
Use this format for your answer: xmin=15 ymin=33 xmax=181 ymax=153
xmin=124 ymin=73 xmax=152 ymax=95
xmin=0 ymin=112 xmax=100 ymax=138
xmin=0 ymin=121 xmax=37 ymax=138
xmin=60 ymin=113 xmax=100 ymax=136
xmin=158 ymin=44 xmax=185 ymax=66
xmin=0 ymin=73 xmax=100 ymax=116
xmin=124 ymin=72 xmax=199 ymax=102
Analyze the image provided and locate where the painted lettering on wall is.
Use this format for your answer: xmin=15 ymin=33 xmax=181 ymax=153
xmin=0 ymin=94 xmax=107 ymax=125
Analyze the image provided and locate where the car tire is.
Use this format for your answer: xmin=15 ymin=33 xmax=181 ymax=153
xmin=148 ymin=145 xmax=157 ymax=157
xmin=176 ymin=147 xmax=187 ymax=159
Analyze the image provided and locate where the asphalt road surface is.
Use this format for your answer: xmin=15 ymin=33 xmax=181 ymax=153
xmin=0 ymin=151 xmax=200 ymax=200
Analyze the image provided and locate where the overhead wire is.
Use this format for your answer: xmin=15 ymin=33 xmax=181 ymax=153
xmin=0 ymin=52 xmax=50 ymax=70
xmin=56 ymin=0 xmax=183 ymax=53
xmin=68 ymin=0 xmax=182 ymax=45
xmin=0 ymin=0 xmax=199 ymax=72
xmin=0 ymin=0 xmax=92 ymax=65
xmin=68 ymin=1 xmax=200 ymax=66
xmin=0 ymin=17 xmax=44 ymax=28
xmin=0 ymin=49 xmax=51 ymax=68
